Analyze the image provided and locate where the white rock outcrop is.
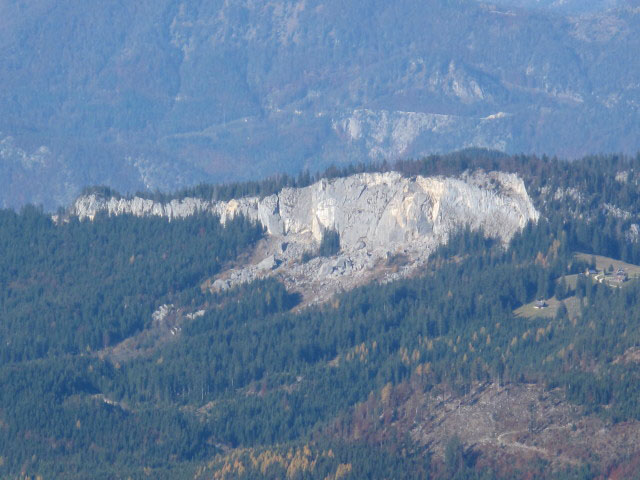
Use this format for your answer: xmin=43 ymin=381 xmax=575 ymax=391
xmin=70 ymin=171 xmax=538 ymax=304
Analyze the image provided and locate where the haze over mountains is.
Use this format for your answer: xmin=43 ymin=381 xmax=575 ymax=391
xmin=2 ymin=0 xmax=640 ymax=209
xmin=489 ymin=0 xmax=627 ymax=15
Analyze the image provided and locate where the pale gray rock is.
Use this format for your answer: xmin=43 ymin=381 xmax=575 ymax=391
xmin=68 ymin=170 xmax=539 ymax=303
xmin=212 ymin=279 xmax=230 ymax=291
xmin=318 ymin=262 xmax=334 ymax=277
xmin=603 ymin=203 xmax=632 ymax=220
xmin=257 ymin=255 xmax=279 ymax=271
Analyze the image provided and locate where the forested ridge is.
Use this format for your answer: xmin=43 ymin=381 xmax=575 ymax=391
xmin=3 ymin=152 xmax=640 ymax=478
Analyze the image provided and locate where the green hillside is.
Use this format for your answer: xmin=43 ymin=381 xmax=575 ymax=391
xmin=3 ymin=153 xmax=640 ymax=478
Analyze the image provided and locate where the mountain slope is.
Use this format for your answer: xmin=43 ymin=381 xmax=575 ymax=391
xmin=3 ymin=0 xmax=640 ymax=209
xmin=482 ymin=0 xmax=627 ymax=15
xmin=68 ymin=170 xmax=539 ymax=304
xmin=4 ymin=153 xmax=640 ymax=478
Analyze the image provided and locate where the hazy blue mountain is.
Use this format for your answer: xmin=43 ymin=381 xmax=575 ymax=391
xmin=2 ymin=0 xmax=640 ymax=209
xmin=483 ymin=0 xmax=627 ymax=15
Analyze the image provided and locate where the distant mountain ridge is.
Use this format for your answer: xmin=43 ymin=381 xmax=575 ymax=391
xmin=481 ymin=0 xmax=628 ymax=15
xmin=2 ymin=0 xmax=640 ymax=209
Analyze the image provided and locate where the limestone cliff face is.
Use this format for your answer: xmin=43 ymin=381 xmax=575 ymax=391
xmin=73 ymin=171 xmax=536 ymax=246
xmin=70 ymin=171 xmax=538 ymax=304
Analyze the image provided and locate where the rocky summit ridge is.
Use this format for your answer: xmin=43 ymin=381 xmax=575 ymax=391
xmin=69 ymin=170 xmax=538 ymax=304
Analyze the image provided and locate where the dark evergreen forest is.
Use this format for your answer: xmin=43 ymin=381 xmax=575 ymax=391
xmin=2 ymin=152 xmax=640 ymax=479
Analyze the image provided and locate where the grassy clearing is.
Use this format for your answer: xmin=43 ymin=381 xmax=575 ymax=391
xmin=514 ymin=295 xmax=582 ymax=320
xmin=575 ymin=253 xmax=640 ymax=278
xmin=562 ymin=274 xmax=580 ymax=290
xmin=515 ymin=297 xmax=561 ymax=319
